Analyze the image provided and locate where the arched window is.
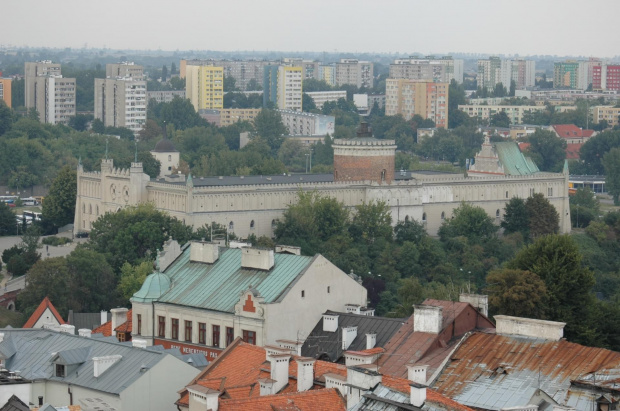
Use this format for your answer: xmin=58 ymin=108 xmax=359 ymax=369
xmin=381 ymin=169 xmax=386 ymax=181
xmin=271 ymin=219 xmax=277 ymax=230
xmin=422 ymin=213 xmax=427 ymax=222
xmin=250 ymin=220 xmax=255 ymax=229
xmin=168 ymin=155 xmax=172 ymax=161
xmin=229 ymin=221 xmax=234 ymax=231
xmin=405 ymin=215 xmax=409 ymax=222
xmin=441 ymin=211 xmax=445 ymax=220
xmin=496 ymin=209 xmax=500 ymax=218
xmin=82 ymin=203 xmax=85 ymax=213
xmin=89 ymin=204 xmax=92 ymax=215
xmin=96 ymin=205 xmax=99 ymax=216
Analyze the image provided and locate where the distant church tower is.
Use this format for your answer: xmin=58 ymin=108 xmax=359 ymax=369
xmin=150 ymin=126 xmax=179 ymax=178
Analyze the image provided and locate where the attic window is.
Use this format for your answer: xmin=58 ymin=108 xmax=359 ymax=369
xmin=55 ymin=364 xmax=66 ymax=377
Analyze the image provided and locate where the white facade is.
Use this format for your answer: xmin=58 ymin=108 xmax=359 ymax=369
xmin=335 ymin=59 xmax=373 ymax=88
xmin=390 ymin=56 xmax=464 ymax=84
xmin=458 ymin=104 xmax=545 ymax=125
xmin=95 ymin=77 xmax=147 ymax=134
xmin=277 ymin=109 xmax=335 ymax=136
xmin=305 ymin=90 xmax=347 ymax=109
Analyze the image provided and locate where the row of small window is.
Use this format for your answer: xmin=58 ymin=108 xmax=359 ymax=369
xmin=154 ymin=316 xmax=256 ymax=346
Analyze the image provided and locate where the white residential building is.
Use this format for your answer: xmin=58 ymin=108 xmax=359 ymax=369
xmin=95 ymin=77 xmax=147 ymax=134
xmin=277 ymin=109 xmax=335 ymax=136
xmin=391 ymin=56 xmax=464 ymax=84
xmin=335 ymin=59 xmax=373 ymax=88
xmin=305 ymin=90 xmax=347 ymax=108
xmin=24 ymin=61 xmax=76 ymax=125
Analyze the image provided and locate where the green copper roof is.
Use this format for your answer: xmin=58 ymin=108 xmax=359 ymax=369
xmin=156 ymin=247 xmax=313 ymax=312
xmin=494 ymin=142 xmax=540 ymax=176
xmin=131 ymin=272 xmax=171 ymax=303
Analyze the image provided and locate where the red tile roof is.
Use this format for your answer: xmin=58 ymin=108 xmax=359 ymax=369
xmin=23 ymin=297 xmax=66 ymax=328
xmin=565 ymin=143 xmax=583 ymax=160
xmin=92 ymin=309 xmax=132 ymax=337
xmin=345 ymin=347 xmax=385 ymax=356
xmin=218 ymin=388 xmax=346 ymax=411
xmin=552 ymin=124 xmax=595 ymax=139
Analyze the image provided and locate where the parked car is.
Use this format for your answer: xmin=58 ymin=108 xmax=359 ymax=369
xmin=75 ymin=231 xmax=89 ymax=238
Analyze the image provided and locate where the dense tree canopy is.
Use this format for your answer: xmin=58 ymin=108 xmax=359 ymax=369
xmin=438 ymin=203 xmax=498 ymax=243
xmin=526 ymin=129 xmax=567 ymax=172
xmin=487 ymin=268 xmax=548 ymax=318
xmin=42 ymin=166 xmax=77 ymax=228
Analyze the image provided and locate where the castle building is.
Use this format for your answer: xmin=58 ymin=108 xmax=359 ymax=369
xmin=74 ymin=125 xmax=571 ymax=238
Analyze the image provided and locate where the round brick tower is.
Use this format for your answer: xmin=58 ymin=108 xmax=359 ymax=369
xmin=333 ymin=123 xmax=397 ymax=184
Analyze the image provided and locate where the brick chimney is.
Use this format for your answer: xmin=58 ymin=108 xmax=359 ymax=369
xmin=258 ymin=378 xmax=276 ymax=396
xmin=190 ymin=241 xmax=219 ymax=264
xmin=241 ymin=247 xmax=274 ymax=271
xmin=366 ymin=333 xmax=377 ymax=350
xmin=413 ymin=305 xmax=443 ymax=334
xmin=110 ymin=308 xmax=128 ymax=333
xmin=296 ymin=357 xmax=316 ymax=392
xmin=342 ymin=326 xmax=358 ymax=350
xmin=323 ymin=314 xmax=339 ymax=332
xmin=270 ymin=354 xmax=290 ymax=393
xmin=410 ymin=382 xmax=427 ymax=407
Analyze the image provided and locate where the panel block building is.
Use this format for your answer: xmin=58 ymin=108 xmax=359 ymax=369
xmin=0 ymin=78 xmax=11 ymax=108
xmin=335 ymin=59 xmax=373 ymax=88
xmin=263 ymin=65 xmax=303 ymax=111
xmin=385 ymin=79 xmax=448 ymax=128
xmin=185 ymin=65 xmax=224 ymax=111
xmin=24 ymin=61 xmax=76 ymax=125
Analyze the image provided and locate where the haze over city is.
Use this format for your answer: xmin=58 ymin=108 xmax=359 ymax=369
xmin=2 ymin=0 xmax=618 ymax=57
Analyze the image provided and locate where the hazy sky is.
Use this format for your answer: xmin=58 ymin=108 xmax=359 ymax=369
xmin=2 ymin=0 xmax=618 ymax=57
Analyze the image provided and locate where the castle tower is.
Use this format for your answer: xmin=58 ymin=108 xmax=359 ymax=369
xmin=150 ymin=128 xmax=179 ymax=178
xmin=333 ymin=123 xmax=397 ymax=184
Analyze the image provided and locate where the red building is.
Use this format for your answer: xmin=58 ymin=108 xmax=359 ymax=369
xmin=593 ymin=64 xmax=620 ymax=91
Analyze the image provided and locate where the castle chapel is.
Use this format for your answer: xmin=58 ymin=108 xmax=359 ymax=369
xmin=74 ymin=125 xmax=571 ymax=238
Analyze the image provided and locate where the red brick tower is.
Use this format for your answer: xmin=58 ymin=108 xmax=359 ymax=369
xmin=333 ymin=123 xmax=397 ymax=184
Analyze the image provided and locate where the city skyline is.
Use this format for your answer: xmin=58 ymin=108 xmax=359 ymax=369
xmin=2 ymin=0 xmax=618 ymax=58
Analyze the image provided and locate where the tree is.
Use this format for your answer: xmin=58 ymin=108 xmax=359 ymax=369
xmin=527 ymin=129 xmax=567 ymax=172
xmin=66 ymin=248 xmax=118 ymax=311
xmin=277 ymin=139 xmax=309 ymax=171
xmin=501 ymin=197 xmax=529 ymax=238
xmin=87 ymin=203 xmax=193 ymax=272
xmin=394 ymin=219 xmax=426 ymax=244
xmin=224 ymin=76 xmax=237 ymax=92
xmin=253 ymin=109 xmax=287 ymax=152
xmin=0 ymin=202 xmax=15 ymax=236
xmin=138 ymin=119 xmax=162 ymax=141
xmin=570 ymin=187 xmax=600 ymax=227
xmin=17 ymin=257 xmax=71 ymax=318
xmin=579 ymin=130 xmax=620 ymax=174
xmin=438 ymin=203 xmax=498 ymax=243
xmin=151 ymin=97 xmax=207 ymax=130
xmin=603 ymin=147 xmax=620 ymax=205
xmin=246 ymin=78 xmax=262 ymax=91
xmin=68 ymin=114 xmax=93 ymax=132
xmin=490 ymin=111 xmax=510 ymax=128
xmin=0 ymin=100 xmax=13 ymax=136
xmin=486 ymin=269 xmax=548 ymax=318
xmin=161 ymin=65 xmax=168 ymax=81
xmin=506 ymin=234 xmax=596 ymax=343
xmin=349 ymin=201 xmax=392 ymax=245
xmin=91 ymin=118 xmax=105 ymax=134
xmin=525 ymin=193 xmax=559 ymax=238
xmin=43 ymin=166 xmax=77 ymax=227
xmin=118 ymin=261 xmax=153 ymax=301
xmin=302 ymin=93 xmax=316 ymax=112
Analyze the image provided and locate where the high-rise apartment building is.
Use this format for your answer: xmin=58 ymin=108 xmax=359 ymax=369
xmin=510 ymin=60 xmax=536 ymax=89
xmin=390 ymin=56 xmax=464 ymax=84
xmin=0 ymin=78 xmax=11 ymax=108
xmin=263 ymin=65 xmax=303 ymax=111
xmin=593 ymin=64 xmax=620 ymax=91
xmin=181 ymin=59 xmax=276 ymax=91
xmin=335 ymin=59 xmax=373 ymax=88
xmin=24 ymin=61 xmax=76 ymax=125
xmin=385 ymin=79 xmax=448 ymax=128
xmin=319 ymin=65 xmax=336 ymax=86
xmin=478 ymin=57 xmax=535 ymax=91
xmin=185 ymin=65 xmax=224 ymax=111
xmin=94 ymin=63 xmax=147 ymax=134
xmin=553 ymin=61 xmax=589 ymax=90
xmin=282 ymin=58 xmax=320 ymax=80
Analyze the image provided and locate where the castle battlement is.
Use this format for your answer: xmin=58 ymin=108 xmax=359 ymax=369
xmin=333 ymin=138 xmax=397 ymax=147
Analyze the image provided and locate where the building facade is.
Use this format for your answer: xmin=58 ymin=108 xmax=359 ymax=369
xmin=0 ymin=78 xmax=11 ymax=108
xmin=24 ymin=61 xmax=76 ymax=125
xmin=185 ymin=65 xmax=224 ymax=111
xmin=592 ymin=105 xmax=620 ymax=127
xmin=477 ymin=57 xmax=511 ymax=91
xmin=147 ymin=90 xmax=186 ymax=104
xmin=593 ymin=64 xmax=620 ymax=91
xmin=458 ymin=104 xmax=545 ymax=125
xmin=510 ymin=59 xmax=536 ymax=89
xmin=305 ymin=90 xmax=347 ymax=109
xmin=554 ymin=61 xmax=589 ymax=90
xmin=282 ymin=58 xmax=320 ymax=80
xmin=95 ymin=71 xmax=147 ymax=134
xmin=391 ymin=56 xmax=464 ymax=84
xmin=181 ymin=59 xmax=277 ymax=91
xmin=106 ymin=62 xmax=144 ymax=79
xmin=277 ymin=109 xmax=335 ymax=136
xmin=385 ymin=79 xmax=448 ymax=128
xmin=263 ymin=66 xmax=303 ymax=111
xmin=335 ymin=59 xmax=373 ymax=88
xmin=319 ymin=64 xmax=336 ymax=86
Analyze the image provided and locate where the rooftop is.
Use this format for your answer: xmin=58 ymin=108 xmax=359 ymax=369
xmin=23 ymin=297 xmax=66 ymax=328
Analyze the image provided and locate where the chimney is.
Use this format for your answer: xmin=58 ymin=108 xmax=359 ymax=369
xmin=132 ymin=338 xmax=147 ymax=348
xmin=241 ymin=247 xmax=274 ymax=271
xmin=160 ymin=238 xmax=182 ymax=271
xmin=459 ymin=293 xmax=489 ymax=317
xmin=366 ymin=333 xmax=377 ymax=350
xmin=342 ymin=326 xmax=358 ymax=350
xmin=413 ymin=305 xmax=443 ymax=334
xmin=346 ymin=304 xmax=361 ymax=314
xmin=407 ymin=364 xmax=428 ymax=385
xmin=270 ymin=354 xmax=290 ymax=393
xmin=100 ymin=310 xmax=108 ymax=326
xmin=187 ymin=385 xmax=220 ymax=410
xmin=78 ymin=329 xmax=92 ymax=338
xmin=275 ymin=245 xmax=301 ymax=255
xmin=93 ymin=355 xmax=122 ymax=377
xmin=296 ymin=357 xmax=316 ymax=392
xmin=190 ymin=241 xmax=219 ymax=264
xmin=410 ymin=382 xmax=427 ymax=408
xmin=495 ymin=315 xmax=565 ymax=341
xmin=258 ymin=378 xmax=275 ymax=396
xmin=110 ymin=308 xmax=128 ymax=333
xmin=0 ymin=333 xmax=4 ymax=343
xmin=59 ymin=324 xmax=75 ymax=335
xmin=323 ymin=314 xmax=339 ymax=332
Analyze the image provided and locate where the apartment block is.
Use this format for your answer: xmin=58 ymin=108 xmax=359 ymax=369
xmin=477 ymin=57 xmax=535 ymax=91
xmin=185 ymin=65 xmax=224 ymax=111
xmin=0 ymin=78 xmax=11 ymax=107
xmin=511 ymin=59 xmax=536 ymax=89
xmin=319 ymin=64 xmax=336 ymax=86
xmin=335 ymin=59 xmax=373 ymax=88
xmin=305 ymin=90 xmax=347 ymax=109
xmin=385 ymin=79 xmax=448 ymax=128
xmin=146 ymin=90 xmax=186 ymax=104
xmin=106 ymin=62 xmax=144 ymax=79
xmin=458 ymin=104 xmax=545 ymax=125
xmin=593 ymin=64 xmax=620 ymax=91
xmin=95 ymin=77 xmax=147 ymax=134
xmin=283 ymin=58 xmax=320 ymax=80
xmin=391 ymin=56 xmax=464 ymax=84
xmin=554 ymin=61 xmax=589 ymax=90
xmin=263 ymin=65 xmax=303 ymax=111
xmin=277 ymin=109 xmax=335 ymax=135
xmin=25 ymin=61 xmax=76 ymax=124
xmin=219 ymin=108 xmax=261 ymax=126
xmin=181 ymin=59 xmax=277 ymax=91
xmin=592 ymin=105 xmax=620 ymax=127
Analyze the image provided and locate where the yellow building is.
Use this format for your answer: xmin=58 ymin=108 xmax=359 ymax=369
xmin=592 ymin=105 xmax=620 ymax=128
xmin=185 ymin=65 xmax=224 ymax=111
xmin=0 ymin=78 xmax=11 ymax=108
xmin=385 ymin=79 xmax=448 ymax=128
xmin=219 ymin=108 xmax=261 ymax=126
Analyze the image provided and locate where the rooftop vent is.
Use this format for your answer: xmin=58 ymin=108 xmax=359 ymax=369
xmin=190 ymin=241 xmax=219 ymax=264
xmin=241 ymin=247 xmax=274 ymax=271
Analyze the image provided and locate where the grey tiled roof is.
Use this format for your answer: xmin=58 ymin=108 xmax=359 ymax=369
xmin=301 ymin=310 xmax=406 ymax=362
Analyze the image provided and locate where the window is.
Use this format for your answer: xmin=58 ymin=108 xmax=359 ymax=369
xmin=226 ymin=327 xmax=234 ymax=346
xmin=530 ymin=188 xmax=535 ymax=196
xmin=422 ymin=213 xmax=427 ymax=222
xmin=243 ymin=330 xmax=256 ymax=345
xmin=250 ymin=220 xmax=255 ymax=229
xmin=505 ymin=191 xmax=509 ymax=198
xmin=199 ymin=323 xmax=206 ymax=344
xmin=185 ymin=320 xmax=192 ymax=342
xmin=496 ymin=209 xmax=500 ymax=218
xmin=55 ymin=364 xmax=65 ymax=377
xmin=171 ymin=318 xmax=179 ymax=340
xmin=212 ymin=325 xmax=220 ymax=347
xmin=229 ymin=221 xmax=234 ymax=231
xmin=117 ymin=332 xmax=126 ymax=342
xmin=168 ymin=155 xmax=172 ymax=161
xmin=137 ymin=314 xmax=142 ymax=335
xmin=327 ymin=286 xmax=330 ymax=294
xmin=301 ymin=290 xmax=305 ymax=298
xmin=548 ymin=187 xmax=553 ymax=196
xmin=441 ymin=211 xmax=445 ymax=220
xmin=158 ymin=316 xmax=165 ymax=337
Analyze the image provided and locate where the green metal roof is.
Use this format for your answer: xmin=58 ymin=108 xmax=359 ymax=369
xmin=131 ymin=272 xmax=171 ymax=303
xmin=157 ymin=247 xmax=313 ymax=313
xmin=494 ymin=142 xmax=540 ymax=176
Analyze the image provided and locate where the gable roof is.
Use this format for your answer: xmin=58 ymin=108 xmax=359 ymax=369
xmin=493 ymin=142 xmax=540 ymax=175
xmin=156 ymin=247 xmax=314 ymax=312
xmin=301 ymin=310 xmax=406 ymax=362
xmin=217 ymin=388 xmax=346 ymax=411
xmin=92 ymin=309 xmax=132 ymax=337
xmin=378 ymin=299 xmax=495 ymax=380
xmin=0 ymin=395 xmax=29 ymax=411
xmin=552 ymin=124 xmax=595 ymax=139
xmin=432 ymin=332 xmax=620 ymax=410
xmin=23 ymin=297 xmax=66 ymax=328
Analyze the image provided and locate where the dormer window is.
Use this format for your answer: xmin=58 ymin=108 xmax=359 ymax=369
xmin=55 ymin=364 xmax=65 ymax=377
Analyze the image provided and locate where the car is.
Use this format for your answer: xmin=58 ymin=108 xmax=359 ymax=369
xmin=8 ymin=203 xmax=15 ymax=208
xmin=75 ymin=231 xmax=89 ymax=238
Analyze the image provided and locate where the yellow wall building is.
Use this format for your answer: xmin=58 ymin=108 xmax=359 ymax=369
xmin=385 ymin=79 xmax=448 ymax=128
xmin=592 ymin=105 xmax=620 ymax=127
xmin=185 ymin=65 xmax=224 ymax=111
xmin=0 ymin=78 xmax=11 ymax=108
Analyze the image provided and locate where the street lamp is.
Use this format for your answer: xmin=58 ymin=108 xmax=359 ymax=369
xmin=305 ymin=153 xmax=309 ymax=174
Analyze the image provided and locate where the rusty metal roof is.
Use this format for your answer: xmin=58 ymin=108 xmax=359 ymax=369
xmin=432 ymin=332 xmax=620 ymax=410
